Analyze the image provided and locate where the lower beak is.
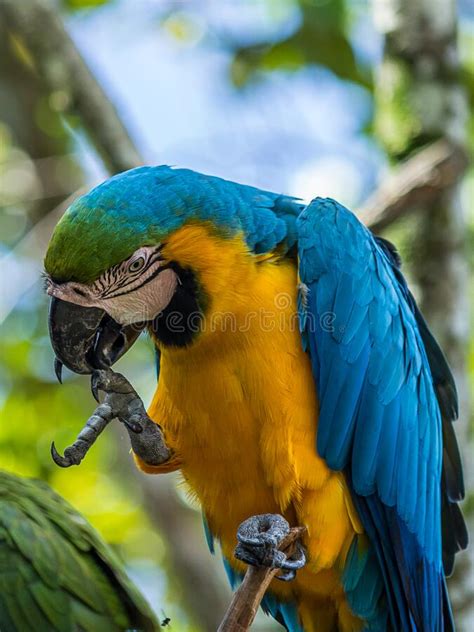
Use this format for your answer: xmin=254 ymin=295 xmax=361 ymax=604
xmin=48 ymin=297 xmax=144 ymax=375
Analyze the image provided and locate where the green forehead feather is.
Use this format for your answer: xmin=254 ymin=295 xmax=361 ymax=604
xmin=44 ymin=165 xmax=302 ymax=283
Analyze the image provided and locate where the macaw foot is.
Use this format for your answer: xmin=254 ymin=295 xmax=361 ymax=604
xmin=51 ymin=369 xmax=171 ymax=468
xmin=51 ymin=401 xmax=114 ymax=467
xmin=234 ymin=514 xmax=306 ymax=582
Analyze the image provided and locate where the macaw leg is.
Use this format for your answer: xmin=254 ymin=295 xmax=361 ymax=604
xmin=51 ymin=369 xmax=171 ymax=468
xmin=90 ymin=369 xmax=171 ymax=467
xmin=234 ymin=514 xmax=306 ymax=582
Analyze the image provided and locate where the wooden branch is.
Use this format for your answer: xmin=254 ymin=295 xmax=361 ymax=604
xmin=218 ymin=527 xmax=306 ymax=632
xmin=360 ymin=140 xmax=468 ymax=233
xmin=0 ymin=0 xmax=143 ymax=173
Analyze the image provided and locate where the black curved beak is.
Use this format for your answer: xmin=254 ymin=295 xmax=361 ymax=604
xmin=48 ymin=297 xmax=144 ymax=376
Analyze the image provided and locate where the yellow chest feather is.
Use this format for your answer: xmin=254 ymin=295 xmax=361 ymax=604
xmin=151 ymin=259 xmax=321 ymax=519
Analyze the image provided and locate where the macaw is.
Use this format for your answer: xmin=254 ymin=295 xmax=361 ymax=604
xmin=0 ymin=470 xmax=159 ymax=631
xmin=44 ymin=166 xmax=467 ymax=632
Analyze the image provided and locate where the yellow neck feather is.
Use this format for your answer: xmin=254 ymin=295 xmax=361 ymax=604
xmin=158 ymin=222 xmax=295 ymax=357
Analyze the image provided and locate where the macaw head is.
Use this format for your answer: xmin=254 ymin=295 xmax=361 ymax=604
xmin=44 ymin=166 xmax=300 ymax=375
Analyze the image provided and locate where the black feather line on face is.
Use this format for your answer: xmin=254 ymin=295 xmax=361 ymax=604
xmin=108 ymin=249 xmax=164 ymax=293
xmin=149 ymin=263 xmax=207 ymax=347
xmin=99 ymin=248 xmax=165 ymax=299
xmin=103 ymin=261 xmax=168 ymax=299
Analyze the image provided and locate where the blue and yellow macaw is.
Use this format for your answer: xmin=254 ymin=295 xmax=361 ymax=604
xmin=44 ymin=166 xmax=467 ymax=631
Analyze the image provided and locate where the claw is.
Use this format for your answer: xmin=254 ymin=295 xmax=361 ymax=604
xmin=90 ymin=372 xmax=100 ymax=403
xmin=276 ymin=541 xmax=306 ymax=581
xmin=54 ymin=358 xmax=63 ymax=384
xmin=51 ymin=441 xmax=72 ymax=468
xmin=122 ymin=418 xmax=143 ymax=434
xmin=277 ymin=569 xmax=296 ymax=582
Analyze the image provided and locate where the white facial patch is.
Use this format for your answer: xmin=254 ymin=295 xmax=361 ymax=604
xmin=46 ymin=246 xmax=179 ymax=325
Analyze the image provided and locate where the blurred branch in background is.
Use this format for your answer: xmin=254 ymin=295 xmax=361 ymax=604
xmin=359 ymin=139 xmax=468 ymax=233
xmin=0 ymin=18 xmax=82 ymax=229
xmin=0 ymin=0 xmax=142 ymax=174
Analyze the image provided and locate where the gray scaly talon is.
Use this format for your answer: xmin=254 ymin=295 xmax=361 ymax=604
xmin=51 ymin=402 xmax=114 ymax=467
xmin=234 ymin=513 xmax=306 ymax=581
xmin=51 ymin=368 xmax=170 ymax=468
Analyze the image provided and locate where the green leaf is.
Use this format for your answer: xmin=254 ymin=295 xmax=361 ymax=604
xmin=60 ymin=0 xmax=111 ymax=10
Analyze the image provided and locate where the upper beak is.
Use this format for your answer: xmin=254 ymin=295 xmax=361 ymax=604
xmin=48 ymin=297 xmax=144 ymax=375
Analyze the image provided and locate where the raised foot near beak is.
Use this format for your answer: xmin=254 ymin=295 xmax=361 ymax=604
xmin=51 ymin=369 xmax=171 ymax=468
xmin=235 ymin=514 xmax=306 ymax=582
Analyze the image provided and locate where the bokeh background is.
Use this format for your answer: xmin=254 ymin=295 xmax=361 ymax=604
xmin=0 ymin=0 xmax=473 ymax=630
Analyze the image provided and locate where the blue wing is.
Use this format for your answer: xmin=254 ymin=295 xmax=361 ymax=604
xmin=297 ymin=198 xmax=465 ymax=631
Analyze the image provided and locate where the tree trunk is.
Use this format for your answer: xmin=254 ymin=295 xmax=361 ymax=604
xmin=373 ymin=0 xmax=472 ymax=626
xmin=0 ymin=20 xmax=82 ymax=227
xmin=374 ymin=0 xmax=469 ymax=422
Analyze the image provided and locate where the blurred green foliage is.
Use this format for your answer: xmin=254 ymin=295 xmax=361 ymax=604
xmin=228 ymin=0 xmax=370 ymax=89
xmin=61 ymin=0 xmax=111 ymax=9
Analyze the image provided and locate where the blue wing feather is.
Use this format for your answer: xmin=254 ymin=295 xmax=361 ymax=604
xmin=343 ymin=537 xmax=388 ymax=630
xmin=297 ymin=197 xmax=457 ymax=631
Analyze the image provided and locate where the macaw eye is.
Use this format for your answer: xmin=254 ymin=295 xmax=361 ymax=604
xmin=128 ymin=256 xmax=146 ymax=273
